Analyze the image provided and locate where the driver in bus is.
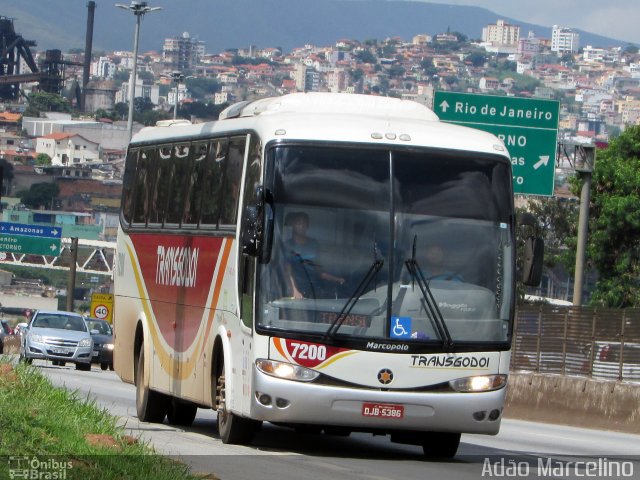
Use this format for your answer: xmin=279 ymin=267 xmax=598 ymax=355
xmin=423 ymin=244 xmax=463 ymax=282
xmin=284 ymin=212 xmax=345 ymax=299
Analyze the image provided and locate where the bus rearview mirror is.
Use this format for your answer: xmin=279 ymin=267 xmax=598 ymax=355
xmin=522 ymin=236 xmax=544 ymax=286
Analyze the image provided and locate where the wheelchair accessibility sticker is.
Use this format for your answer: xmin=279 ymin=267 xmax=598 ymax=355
xmin=390 ymin=316 xmax=412 ymax=339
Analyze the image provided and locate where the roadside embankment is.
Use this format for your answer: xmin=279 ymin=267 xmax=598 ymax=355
xmin=504 ymin=372 xmax=640 ymax=434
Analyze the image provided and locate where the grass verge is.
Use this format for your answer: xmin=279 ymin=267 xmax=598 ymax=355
xmin=0 ymin=359 xmax=207 ymax=479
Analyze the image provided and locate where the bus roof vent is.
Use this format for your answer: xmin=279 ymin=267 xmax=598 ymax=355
xmin=155 ymin=119 xmax=192 ymax=127
xmin=219 ymin=100 xmax=252 ymax=120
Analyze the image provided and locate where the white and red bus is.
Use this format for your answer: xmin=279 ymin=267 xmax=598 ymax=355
xmin=114 ymin=92 xmax=542 ymax=457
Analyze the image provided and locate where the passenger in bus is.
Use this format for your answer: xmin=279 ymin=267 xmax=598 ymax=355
xmin=284 ymin=212 xmax=345 ymax=299
xmin=423 ymin=244 xmax=463 ymax=282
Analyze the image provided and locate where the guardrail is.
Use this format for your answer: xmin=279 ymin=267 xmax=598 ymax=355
xmin=512 ymin=304 xmax=640 ymax=383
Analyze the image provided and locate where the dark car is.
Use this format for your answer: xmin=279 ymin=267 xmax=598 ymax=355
xmin=85 ymin=318 xmax=114 ymax=370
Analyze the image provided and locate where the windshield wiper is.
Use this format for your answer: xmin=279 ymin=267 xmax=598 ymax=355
xmin=405 ymin=235 xmax=453 ymax=348
xmin=325 ymin=242 xmax=384 ymax=338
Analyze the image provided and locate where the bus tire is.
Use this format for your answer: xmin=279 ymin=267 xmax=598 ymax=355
xmin=167 ymin=398 xmax=198 ymax=427
xmin=135 ymin=348 xmax=169 ymax=423
xmin=214 ymin=356 xmax=260 ymax=444
xmin=421 ymin=432 xmax=461 ymax=458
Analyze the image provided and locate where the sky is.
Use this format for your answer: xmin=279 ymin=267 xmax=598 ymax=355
xmin=421 ymin=0 xmax=640 ymax=45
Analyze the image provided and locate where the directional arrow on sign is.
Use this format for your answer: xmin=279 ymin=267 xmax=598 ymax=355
xmin=533 ymin=155 xmax=550 ymax=170
xmin=439 ymin=100 xmax=450 ymax=113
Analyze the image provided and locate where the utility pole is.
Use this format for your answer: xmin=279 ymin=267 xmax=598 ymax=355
xmin=66 ymin=237 xmax=79 ymax=311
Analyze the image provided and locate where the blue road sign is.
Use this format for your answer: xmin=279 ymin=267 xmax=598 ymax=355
xmin=0 ymin=222 xmax=62 ymax=256
xmin=0 ymin=222 xmax=62 ymax=238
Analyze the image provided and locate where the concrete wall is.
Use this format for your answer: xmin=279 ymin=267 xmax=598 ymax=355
xmin=504 ymin=372 xmax=640 ymax=434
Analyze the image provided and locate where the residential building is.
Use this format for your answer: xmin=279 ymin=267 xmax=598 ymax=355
xmin=482 ymin=20 xmax=520 ymax=47
xmin=91 ymin=56 xmax=117 ymax=79
xmin=163 ymin=32 xmax=205 ymax=73
xmin=167 ymin=84 xmax=191 ymax=108
xmin=36 ymin=133 xmax=100 ymax=166
xmin=23 ymin=116 xmax=134 ymax=152
xmin=551 ymin=25 xmax=580 ymax=54
xmin=115 ymin=78 xmax=160 ymax=105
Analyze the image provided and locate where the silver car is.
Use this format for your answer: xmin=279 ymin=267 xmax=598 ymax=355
xmin=20 ymin=310 xmax=93 ymax=371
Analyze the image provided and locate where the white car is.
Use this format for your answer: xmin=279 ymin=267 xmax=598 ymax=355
xmin=20 ymin=310 xmax=93 ymax=371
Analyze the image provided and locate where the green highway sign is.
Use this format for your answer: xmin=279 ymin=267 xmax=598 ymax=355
xmin=434 ymin=91 xmax=560 ymax=196
xmin=0 ymin=222 xmax=62 ymax=256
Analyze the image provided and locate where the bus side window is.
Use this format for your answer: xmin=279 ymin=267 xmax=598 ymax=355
xmin=183 ymin=141 xmax=209 ymax=227
xmin=149 ymin=145 xmax=174 ymax=227
xmin=200 ymin=139 xmax=227 ymax=228
xmin=219 ymin=136 xmax=246 ymax=228
xmin=165 ymin=143 xmax=193 ymax=226
xmin=132 ymin=149 xmax=152 ymax=226
xmin=121 ymin=148 xmax=138 ymax=226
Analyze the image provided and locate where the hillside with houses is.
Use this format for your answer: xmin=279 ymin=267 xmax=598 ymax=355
xmin=0 ymin=20 xmax=638 ymax=246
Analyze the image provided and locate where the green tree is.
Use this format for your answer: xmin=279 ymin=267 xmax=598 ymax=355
xmin=624 ymin=44 xmax=638 ymax=54
xmin=514 ymin=196 xmax=578 ymax=302
xmin=20 ymin=182 xmax=59 ymax=209
xmin=355 ymin=50 xmax=377 ymax=64
xmin=420 ymin=58 xmax=438 ymax=77
xmin=178 ymin=101 xmax=226 ymax=121
xmin=23 ymin=92 xmax=71 ymax=117
xmin=35 ymin=153 xmax=52 ymax=166
xmin=350 ymin=68 xmax=364 ymax=83
xmin=586 ymin=125 xmax=640 ymax=307
xmin=185 ymin=78 xmax=220 ymax=100
xmin=465 ymin=52 xmax=487 ymax=67
xmin=387 ymin=65 xmax=405 ymax=78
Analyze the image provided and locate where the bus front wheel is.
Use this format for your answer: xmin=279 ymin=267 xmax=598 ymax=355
xmin=422 ymin=432 xmax=461 ymax=458
xmin=214 ymin=357 xmax=260 ymax=444
xmin=135 ymin=348 xmax=169 ymax=423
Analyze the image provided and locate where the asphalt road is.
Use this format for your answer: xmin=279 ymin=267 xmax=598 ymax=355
xmin=32 ymin=360 xmax=640 ymax=480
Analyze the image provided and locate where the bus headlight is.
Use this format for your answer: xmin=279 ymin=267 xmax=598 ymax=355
xmin=256 ymin=359 xmax=320 ymax=382
xmin=449 ymin=374 xmax=507 ymax=392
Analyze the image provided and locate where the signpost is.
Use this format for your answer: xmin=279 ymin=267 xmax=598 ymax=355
xmin=0 ymin=222 xmax=62 ymax=256
xmin=90 ymin=293 xmax=113 ymax=322
xmin=433 ymin=91 xmax=560 ymax=196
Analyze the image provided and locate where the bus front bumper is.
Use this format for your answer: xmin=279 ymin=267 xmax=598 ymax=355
xmin=251 ymin=368 xmax=506 ymax=435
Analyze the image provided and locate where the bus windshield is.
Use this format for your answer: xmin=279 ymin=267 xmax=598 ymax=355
xmin=257 ymin=144 xmax=514 ymax=346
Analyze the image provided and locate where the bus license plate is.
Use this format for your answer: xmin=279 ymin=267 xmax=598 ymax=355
xmin=362 ymin=402 xmax=404 ymax=419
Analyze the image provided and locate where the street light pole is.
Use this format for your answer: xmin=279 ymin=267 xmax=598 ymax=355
xmin=559 ymin=142 xmax=596 ymax=306
xmin=116 ymin=1 xmax=161 ymax=141
xmin=170 ymin=71 xmax=184 ymax=120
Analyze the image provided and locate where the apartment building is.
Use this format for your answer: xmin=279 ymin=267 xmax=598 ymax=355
xmin=163 ymin=32 xmax=205 ymax=73
xmin=482 ymin=20 xmax=520 ymax=46
xmin=551 ymin=26 xmax=580 ymax=54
